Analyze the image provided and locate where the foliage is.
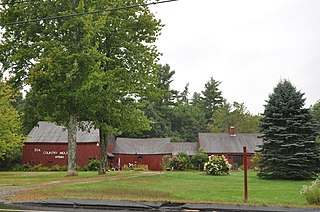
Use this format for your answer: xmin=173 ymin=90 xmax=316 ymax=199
xmin=161 ymin=155 xmax=172 ymax=170
xmin=251 ymin=152 xmax=262 ymax=169
xmin=204 ymin=155 xmax=231 ymax=175
xmin=301 ymin=179 xmax=320 ymax=205
xmin=258 ymin=80 xmax=320 ymax=179
xmin=161 ymin=153 xmax=191 ymax=171
xmin=32 ymin=164 xmax=50 ymax=172
xmin=201 ymin=77 xmax=224 ymax=122
xmin=208 ymin=101 xmax=261 ymax=133
xmin=86 ymin=159 xmax=100 ymax=171
xmin=176 ymin=152 xmax=191 ymax=169
xmin=125 ymin=64 xmax=177 ymax=138
xmin=170 ymin=156 xmax=187 ymax=171
xmin=170 ymin=103 xmax=206 ymax=142
xmin=310 ymin=100 xmax=320 ymax=132
xmin=1 ymin=0 xmax=162 ymax=175
xmin=190 ymin=148 xmax=208 ymax=171
xmin=50 ymin=165 xmax=67 ymax=172
xmin=12 ymin=164 xmax=32 ymax=171
xmin=0 ymin=82 xmax=25 ymax=169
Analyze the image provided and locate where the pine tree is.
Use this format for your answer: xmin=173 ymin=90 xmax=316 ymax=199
xmin=258 ymin=80 xmax=320 ymax=179
xmin=201 ymin=77 xmax=224 ymax=122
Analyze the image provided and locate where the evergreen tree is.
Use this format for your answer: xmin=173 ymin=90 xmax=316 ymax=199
xmin=258 ymin=80 xmax=320 ymax=179
xmin=201 ymin=77 xmax=224 ymax=122
xmin=126 ymin=64 xmax=177 ymax=138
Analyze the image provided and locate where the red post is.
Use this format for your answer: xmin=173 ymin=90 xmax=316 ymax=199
xmin=243 ymin=146 xmax=248 ymax=202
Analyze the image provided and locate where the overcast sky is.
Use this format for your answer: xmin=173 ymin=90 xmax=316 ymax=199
xmin=150 ymin=0 xmax=320 ymax=114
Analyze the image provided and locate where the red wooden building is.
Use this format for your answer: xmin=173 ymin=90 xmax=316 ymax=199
xmin=22 ymin=122 xmax=262 ymax=170
xmin=22 ymin=121 xmax=102 ymax=167
xmin=198 ymin=131 xmax=262 ymax=168
xmin=112 ymin=137 xmax=172 ymax=171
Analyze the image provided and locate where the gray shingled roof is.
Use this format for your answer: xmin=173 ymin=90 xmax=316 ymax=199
xmin=112 ymin=137 xmax=172 ymax=154
xmin=171 ymin=142 xmax=198 ymax=155
xmin=27 ymin=121 xmax=99 ymax=143
xmin=199 ymin=133 xmax=262 ymax=154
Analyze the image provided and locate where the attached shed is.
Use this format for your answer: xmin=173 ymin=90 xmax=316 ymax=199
xmin=112 ymin=137 xmax=172 ymax=171
xmin=198 ymin=133 xmax=262 ymax=167
xmin=171 ymin=142 xmax=198 ymax=156
xmin=22 ymin=121 xmax=101 ymax=167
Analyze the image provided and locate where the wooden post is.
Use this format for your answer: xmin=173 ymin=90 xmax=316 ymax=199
xmin=117 ymin=157 xmax=121 ymax=175
xmin=243 ymin=146 xmax=248 ymax=202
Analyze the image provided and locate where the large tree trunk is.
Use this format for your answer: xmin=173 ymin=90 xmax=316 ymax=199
xmin=67 ymin=114 xmax=78 ymax=176
xmin=98 ymin=128 xmax=108 ymax=175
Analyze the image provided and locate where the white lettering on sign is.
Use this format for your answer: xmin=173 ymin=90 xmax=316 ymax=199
xmin=43 ymin=151 xmax=58 ymax=155
xmin=59 ymin=151 xmax=68 ymax=155
xmin=34 ymin=148 xmax=41 ymax=152
xmin=55 ymin=156 xmax=65 ymax=159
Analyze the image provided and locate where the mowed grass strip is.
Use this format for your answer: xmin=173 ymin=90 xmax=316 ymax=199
xmin=4 ymin=171 xmax=318 ymax=207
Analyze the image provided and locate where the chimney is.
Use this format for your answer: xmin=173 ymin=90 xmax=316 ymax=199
xmin=230 ymin=126 xmax=236 ymax=137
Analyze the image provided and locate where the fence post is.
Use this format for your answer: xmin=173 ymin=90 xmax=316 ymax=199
xmin=243 ymin=146 xmax=248 ymax=202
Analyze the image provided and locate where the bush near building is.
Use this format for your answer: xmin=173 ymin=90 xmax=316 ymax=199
xmin=204 ymin=155 xmax=231 ymax=175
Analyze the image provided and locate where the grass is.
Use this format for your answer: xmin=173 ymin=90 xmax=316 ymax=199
xmin=0 ymin=170 xmax=318 ymax=207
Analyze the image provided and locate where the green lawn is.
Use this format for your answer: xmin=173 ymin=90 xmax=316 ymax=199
xmin=0 ymin=170 xmax=317 ymax=207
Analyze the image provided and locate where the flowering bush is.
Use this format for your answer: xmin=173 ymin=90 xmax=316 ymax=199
xmin=301 ymin=179 xmax=320 ymax=205
xmin=161 ymin=153 xmax=190 ymax=171
xmin=204 ymin=155 xmax=231 ymax=175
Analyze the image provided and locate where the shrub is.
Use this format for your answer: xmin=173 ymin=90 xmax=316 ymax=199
xmin=170 ymin=155 xmax=186 ymax=171
xmin=191 ymin=148 xmax=208 ymax=171
xmin=12 ymin=163 xmax=31 ymax=171
xmin=51 ymin=165 xmax=63 ymax=171
xmin=133 ymin=167 xmax=145 ymax=171
xmin=60 ymin=165 xmax=68 ymax=171
xmin=87 ymin=159 xmax=100 ymax=171
xmin=161 ymin=154 xmax=190 ymax=171
xmin=162 ymin=155 xmax=171 ymax=170
xmin=251 ymin=152 xmax=262 ymax=170
xmin=301 ymin=179 xmax=320 ymax=205
xmin=32 ymin=164 xmax=49 ymax=172
xmin=176 ymin=152 xmax=191 ymax=170
xmin=204 ymin=155 xmax=231 ymax=175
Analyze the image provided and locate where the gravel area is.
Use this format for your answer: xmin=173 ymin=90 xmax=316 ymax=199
xmin=0 ymin=186 xmax=30 ymax=203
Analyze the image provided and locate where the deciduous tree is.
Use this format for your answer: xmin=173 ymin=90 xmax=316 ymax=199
xmin=208 ymin=102 xmax=261 ymax=133
xmin=0 ymin=82 xmax=25 ymax=169
xmin=1 ymin=0 xmax=162 ymax=175
xmin=310 ymin=100 xmax=320 ymax=132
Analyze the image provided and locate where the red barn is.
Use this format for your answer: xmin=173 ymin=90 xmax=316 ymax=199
xmin=22 ymin=121 xmax=102 ymax=167
xmin=198 ymin=132 xmax=262 ymax=168
xmin=112 ymin=138 xmax=172 ymax=171
xmin=22 ymin=122 xmax=262 ymax=170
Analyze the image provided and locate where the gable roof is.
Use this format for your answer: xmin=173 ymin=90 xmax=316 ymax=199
xmin=112 ymin=137 xmax=172 ymax=155
xmin=27 ymin=121 xmax=99 ymax=143
xmin=171 ymin=142 xmax=198 ymax=155
xmin=199 ymin=133 xmax=262 ymax=154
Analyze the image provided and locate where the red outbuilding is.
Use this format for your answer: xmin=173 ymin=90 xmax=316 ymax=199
xmin=198 ymin=131 xmax=262 ymax=168
xmin=22 ymin=121 xmax=102 ymax=167
xmin=22 ymin=122 xmax=262 ymax=170
xmin=112 ymin=137 xmax=172 ymax=171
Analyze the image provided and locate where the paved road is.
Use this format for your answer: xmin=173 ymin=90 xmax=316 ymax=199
xmin=6 ymin=198 xmax=320 ymax=212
